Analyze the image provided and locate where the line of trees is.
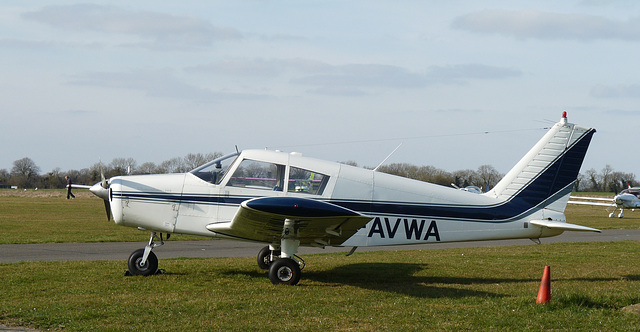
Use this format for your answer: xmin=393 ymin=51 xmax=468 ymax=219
xmin=577 ymin=165 xmax=637 ymax=193
xmin=0 ymin=154 xmax=636 ymax=193
xmin=0 ymin=153 xmax=222 ymax=189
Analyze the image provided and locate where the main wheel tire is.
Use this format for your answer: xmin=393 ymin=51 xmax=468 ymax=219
xmin=127 ymin=248 xmax=158 ymax=276
xmin=257 ymin=246 xmax=280 ymax=270
xmin=268 ymin=258 xmax=301 ymax=285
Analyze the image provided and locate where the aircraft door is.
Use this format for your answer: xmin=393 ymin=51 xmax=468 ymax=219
xmin=175 ymin=176 xmax=220 ymax=236
xmin=217 ymin=158 xmax=287 ymax=223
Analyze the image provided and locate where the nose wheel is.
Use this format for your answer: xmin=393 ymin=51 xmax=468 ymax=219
xmin=124 ymin=232 xmax=166 ymax=276
xmin=127 ymin=249 xmax=158 ymax=276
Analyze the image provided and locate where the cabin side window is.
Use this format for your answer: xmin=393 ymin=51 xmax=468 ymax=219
xmin=227 ymin=159 xmax=286 ymax=191
xmin=288 ymin=167 xmax=329 ymax=195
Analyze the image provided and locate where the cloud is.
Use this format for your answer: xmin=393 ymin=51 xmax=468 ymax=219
xmin=68 ymin=69 xmax=269 ymax=103
xmin=452 ymin=10 xmax=640 ymax=41
xmin=292 ymin=64 xmax=429 ymax=89
xmin=74 ymin=60 xmax=521 ymax=101
xmin=185 ymin=58 xmax=332 ymax=77
xmin=0 ymin=38 xmax=104 ymax=50
xmin=591 ymin=84 xmax=640 ymax=98
xmin=185 ymin=59 xmax=521 ymax=96
xmin=426 ymin=64 xmax=522 ymax=83
xmin=22 ymin=4 xmax=242 ymax=50
xmin=292 ymin=63 xmax=521 ymax=94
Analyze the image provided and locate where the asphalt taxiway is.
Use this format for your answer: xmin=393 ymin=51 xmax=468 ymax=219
xmin=1 ymin=229 xmax=638 ymax=263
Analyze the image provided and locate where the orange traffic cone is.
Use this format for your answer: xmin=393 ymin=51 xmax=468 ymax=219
xmin=536 ymin=265 xmax=551 ymax=304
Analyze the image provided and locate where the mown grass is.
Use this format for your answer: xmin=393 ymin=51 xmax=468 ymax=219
xmin=2 ymin=242 xmax=640 ymax=330
xmin=2 ymin=190 xmax=640 ymax=330
xmin=0 ymin=190 xmax=202 ymax=244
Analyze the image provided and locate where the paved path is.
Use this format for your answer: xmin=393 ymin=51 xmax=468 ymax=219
xmin=1 ymin=229 xmax=638 ymax=263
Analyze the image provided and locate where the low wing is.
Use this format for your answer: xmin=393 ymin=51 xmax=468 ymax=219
xmin=530 ymin=219 xmax=601 ymax=232
xmin=206 ymin=197 xmax=373 ymax=247
xmin=568 ymin=196 xmax=614 ymax=207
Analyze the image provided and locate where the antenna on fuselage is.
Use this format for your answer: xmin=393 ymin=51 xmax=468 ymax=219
xmin=235 ymin=145 xmax=239 ymax=153
xmin=373 ymin=143 xmax=403 ymax=172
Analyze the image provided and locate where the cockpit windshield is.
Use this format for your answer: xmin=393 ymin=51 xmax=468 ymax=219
xmin=620 ymin=188 xmax=640 ymax=198
xmin=190 ymin=152 xmax=240 ymax=184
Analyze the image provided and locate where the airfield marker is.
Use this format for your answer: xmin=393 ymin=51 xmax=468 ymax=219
xmin=536 ymin=265 xmax=551 ymax=304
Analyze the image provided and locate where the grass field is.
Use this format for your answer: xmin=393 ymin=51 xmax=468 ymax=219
xmin=0 ymin=190 xmax=202 ymax=244
xmin=2 ymin=190 xmax=640 ymax=330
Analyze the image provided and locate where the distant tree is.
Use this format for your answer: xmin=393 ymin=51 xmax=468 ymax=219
xmin=136 ymin=162 xmax=158 ymax=174
xmin=183 ymin=152 xmax=222 ymax=171
xmin=452 ymin=169 xmax=479 ymax=188
xmin=575 ymin=173 xmax=585 ymax=191
xmin=0 ymin=169 xmax=9 ymax=183
xmin=340 ymin=161 xmax=359 ymax=167
xmin=10 ymin=157 xmax=41 ymax=188
xmin=158 ymin=157 xmax=183 ymax=174
xmin=476 ymin=164 xmax=502 ymax=190
xmin=45 ymin=167 xmax=64 ymax=189
xmin=110 ymin=158 xmax=137 ymax=176
xmin=609 ymin=171 xmax=636 ymax=193
xmin=584 ymin=168 xmax=599 ymax=191
xmin=377 ymin=163 xmax=454 ymax=187
xmin=600 ymin=165 xmax=615 ymax=192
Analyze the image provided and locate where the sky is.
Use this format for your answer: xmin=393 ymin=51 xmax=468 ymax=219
xmin=1 ymin=1 xmax=639 ymax=176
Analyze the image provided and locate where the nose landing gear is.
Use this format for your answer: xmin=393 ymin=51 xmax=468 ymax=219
xmin=124 ymin=232 xmax=167 ymax=276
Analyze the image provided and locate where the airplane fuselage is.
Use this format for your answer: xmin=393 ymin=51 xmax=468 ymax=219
xmin=107 ymin=149 xmax=570 ymax=248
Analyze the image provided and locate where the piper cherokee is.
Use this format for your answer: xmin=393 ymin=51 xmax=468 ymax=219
xmin=85 ymin=112 xmax=598 ymax=285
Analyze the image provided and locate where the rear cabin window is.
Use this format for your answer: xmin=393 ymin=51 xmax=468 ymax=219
xmin=288 ymin=167 xmax=329 ymax=195
xmin=227 ymin=159 xmax=286 ymax=191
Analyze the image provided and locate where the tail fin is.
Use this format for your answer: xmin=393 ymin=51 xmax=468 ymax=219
xmin=487 ymin=113 xmax=595 ymax=212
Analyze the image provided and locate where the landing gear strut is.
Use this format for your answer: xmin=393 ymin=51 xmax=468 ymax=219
xmin=125 ymin=232 xmax=166 ymax=276
xmin=609 ymin=208 xmax=624 ymax=218
xmin=267 ymin=218 xmax=304 ymax=285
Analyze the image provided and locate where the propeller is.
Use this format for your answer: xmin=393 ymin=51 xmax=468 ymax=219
xmin=90 ymin=162 xmax=112 ymax=221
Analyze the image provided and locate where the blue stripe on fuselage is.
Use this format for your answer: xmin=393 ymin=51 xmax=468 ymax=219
xmin=111 ymin=128 xmax=594 ymax=223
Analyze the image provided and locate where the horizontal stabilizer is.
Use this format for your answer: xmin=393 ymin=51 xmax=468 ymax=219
xmin=530 ymin=219 xmax=601 ymax=232
xmin=568 ymin=196 xmax=614 ymax=207
xmin=569 ymin=196 xmax=613 ymax=202
xmin=567 ymin=200 xmax=613 ymax=207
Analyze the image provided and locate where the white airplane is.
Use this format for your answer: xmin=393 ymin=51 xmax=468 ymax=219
xmin=569 ymin=187 xmax=640 ymax=218
xmin=85 ymin=113 xmax=598 ymax=285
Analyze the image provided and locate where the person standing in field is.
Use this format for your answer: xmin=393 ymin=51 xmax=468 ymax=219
xmin=65 ymin=176 xmax=75 ymax=199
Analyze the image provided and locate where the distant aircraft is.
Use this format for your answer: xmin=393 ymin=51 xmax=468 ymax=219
xmin=81 ymin=112 xmax=598 ymax=285
xmin=569 ymin=187 xmax=640 ymax=218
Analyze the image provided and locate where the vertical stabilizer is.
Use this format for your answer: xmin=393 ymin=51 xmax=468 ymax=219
xmin=487 ymin=113 xmax=595 ymax=212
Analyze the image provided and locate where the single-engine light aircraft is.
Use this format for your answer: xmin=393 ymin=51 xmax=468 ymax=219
xmin=86 ymin=112 xmax=599 ymax=285
xmin=569 ymin=187 xmax=640 ymax=218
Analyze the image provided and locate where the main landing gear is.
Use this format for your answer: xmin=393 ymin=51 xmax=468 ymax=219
xmin=125 ymin=232 xmax=167 ymax=276
xmin=609 ymin=208 xmax=624 ymax=218
xmin=125 ymin=219 xmax=306 ymax=285
xmin=256 ymin=218 xmax=305 ymax=285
